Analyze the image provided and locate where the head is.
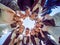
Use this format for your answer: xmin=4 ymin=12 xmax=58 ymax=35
xmin=13 ymin=15 xmax=20 ymax=21
xmin=35 ymin=28 xmax=40 ymax=33
xmin=32 ymin=12 xmax=38 ymax=18
xmin=25 ymin=7 xmax=30 ymax=15
xmin=25 ymin=28 xmax=30 ymax=35
xmin=35 ymin=18 xmax=42 ymax=22
xmin=10 ymin=22 xmax=17 ymax=28
xmin=30 ymin=28 xmax=35 ymax=35
xmin=35 ymin=21 xmax=43 ymax=28
xmin=29 ymin=12 xmax=37 ymax=20
xmin=16 ymin=20 xmax=23 ymax=26
xmin=19 ymin=28 xmax=24 ymax=34
xmin=19 ymin=25 xmax=25 ymax=34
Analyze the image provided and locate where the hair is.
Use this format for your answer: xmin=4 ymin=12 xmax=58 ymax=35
xmin=40 ymin=25 xmax=44 ymax=28
xmin=10 ymin=22 xmax=17 ymax=28
xmin=25 ymin=6 xmax=30 ymax=11
xmin=26 ymin=28 xmax=29 ymax=30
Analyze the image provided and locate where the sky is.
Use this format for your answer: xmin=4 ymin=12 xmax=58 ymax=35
xmin=23 ymin=17 xmax=35 ymax=30
xmin=50 ymin=6 xmax=60 ymax=16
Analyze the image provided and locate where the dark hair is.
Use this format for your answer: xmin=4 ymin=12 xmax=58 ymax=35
xmin=42 ymin=19 xmax=55 ymax=26
xmin=10 ymin=22 xmax=17 ymax=28
xmin=40 ymin=25 xmax=44 ymax=28
xmin=26 ymin=28 xmax=29 ymax=30
xmin=25 ymin=6 xmax=30 ymax=11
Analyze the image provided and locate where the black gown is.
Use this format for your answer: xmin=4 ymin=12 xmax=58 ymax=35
xmin=17 ymin=0 xmax=34 ymax=11
xmin=30 ymin=35 xmax=37 ymax=45
xmin=38 ymin=31 xmax=57 ymax=45
xmin=22 ymin=36 xmax=29 ymax=45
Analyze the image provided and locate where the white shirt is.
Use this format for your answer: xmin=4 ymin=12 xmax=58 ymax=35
xmin=11 ymin=32 xmax=16 ymax=39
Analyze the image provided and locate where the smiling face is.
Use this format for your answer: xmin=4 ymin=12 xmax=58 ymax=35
xmin=19 ymin=28 xmax=24 ymax=34
xmin=18 ymin=25 xmax=25 ymax=34
xmin=30 ymin=28 xmax=36 ymax=35
xmin=25 ymin=28 xmax=30 ymax=35
xmin=25 ymin=8 xmax=31 ymax=16
xmin=29 ymin=12 xmax=38 ymax=20
xmin=13 ymin=15 xmax=20 ymax=21
xmin=17 ymin=20 xmax=23 ymax=26
xmin=35 ymin=28 xmax=40 ymax=33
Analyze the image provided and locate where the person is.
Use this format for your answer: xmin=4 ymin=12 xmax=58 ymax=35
xmin=13 ymin=14 xmax=20 ymax=22
xmin=0 ymin=0 xmax=19 ymax=11
xmin=10 ymin=22 xmax=17 ymax=28
xmin=30 ymin=28 xmax=37 ymax=45
xmin=25 ymin=7 xmax=31 ymax=16
xmin=17 ymin=0 xmax=34 ymax=11
xmin=22 ymin=28 xmax=30 ymax=45
xmin=16 ymin=21 xmax=23 ymax=27
xmin=16 ymin=10 xmax=26 ymax=20
xmin=41 ymin=18 xmax=57 ymax=45
xmin=42 ymin=14 xmax=55 ymax=26
xmin=34 ymin=28 xmax=45 ymax=45
xmin=32 ymin=0 xmax=46 ymax=13
xmin=35 ymin=18 xmax=41 ymax=22
xmin=9 ymin=23 xmax=25 ymax=45
xmin=34 ymin=29 xmax=41 ymax=45
xmin=34 ymin=20 xmax=57 ymax=45
xmin=14 ymin=25 xmax=25 ymax=45
xmin=0 ymin=3 xmax=16 ymax=24
xmin=29 ymin=12 xmax=38 ymax=20
xmin=11 ymin=15 xmax=23 ymax=29
xmin=9 ymin=28 xmax=20 ymax=45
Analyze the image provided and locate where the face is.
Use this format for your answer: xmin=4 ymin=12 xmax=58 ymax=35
xmin=13 ymin=15 xmax=20 ymax=21
xmin=19 ymin=25 xmax=25 ymax=34
xmin=29 ymin=15 xmax=36 ymax=21
xmin=22 ymin=15 xmax=26 ymax=20
xmin=19 ymin=28 xmax=24 ymax=34
xmin=30 ymin=29 xmax=35 ymax=35
xmin=35 ymin=31 xmax=38 ymax=36
xmin=35 ymin=18 xmax=41 ymax=22
xmin=35 ymin=28 xmax=40 ymax=33
xmin=20 ymin=25 xmax=25 ymax=30
xmin=33 ymin=13 xmax=37 ymax=17
xmin=17 ymin=20 xmax=23 ymax=26
xmin=25 ymin=30 xmax=29 ymax=35
xmin=35 ymin=22 xmax=40 ymax=28
xmin=25 ymin=28 xmax=30 ymax=35
xmin=35 ymin=21 xmax=43 ymax=28
xmin=25 ymin=8 xmax=30 ymax=16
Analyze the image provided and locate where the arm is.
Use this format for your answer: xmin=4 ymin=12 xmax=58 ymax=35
xmin=40 ymin=29 xmax=45 ymax=38
xmin=31 ymin=0 xmax=39 ymax=11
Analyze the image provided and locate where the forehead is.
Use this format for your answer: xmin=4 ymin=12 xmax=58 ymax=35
xmin=25 ymin=30 xmax=30 ymax=33
xmin=26 ymin=29 xmax=29 ymax=31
